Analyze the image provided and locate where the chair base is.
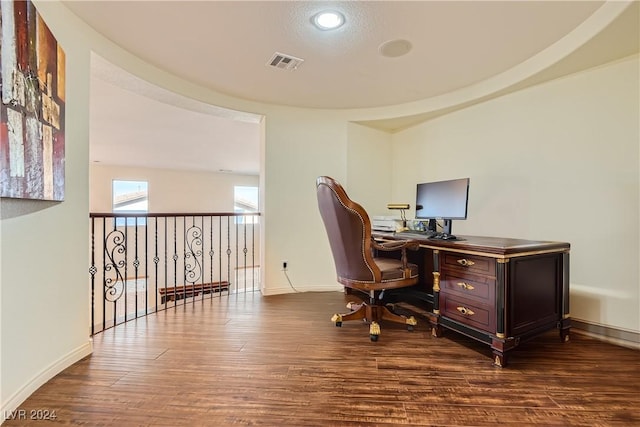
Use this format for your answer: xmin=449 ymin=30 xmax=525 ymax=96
xmin=331 ymin=301 xmax=417 ymax=341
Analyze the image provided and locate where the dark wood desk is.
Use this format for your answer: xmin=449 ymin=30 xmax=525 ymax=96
xmin=374 ymin=232 xmax=571 ymax=367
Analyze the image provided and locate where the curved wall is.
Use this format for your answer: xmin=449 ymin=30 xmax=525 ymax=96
xmin=1 ymin=0 xmax=637 ymax=418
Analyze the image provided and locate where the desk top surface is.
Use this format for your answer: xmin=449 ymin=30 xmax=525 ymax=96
xmin=373 ymin=232 xmax=570 ymax=257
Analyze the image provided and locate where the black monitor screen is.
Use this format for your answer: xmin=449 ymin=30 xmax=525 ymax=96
xmin=415 ymin=178 xmax=469 ymax=220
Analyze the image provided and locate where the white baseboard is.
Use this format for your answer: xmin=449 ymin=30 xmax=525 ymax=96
xmin=262 ymin=285 xmax=341 ymax=296
xmin=1 ymin=340 xmax=93 ymax=422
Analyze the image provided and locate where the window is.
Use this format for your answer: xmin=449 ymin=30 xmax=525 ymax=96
xmin=113 ymin=180 xmax=148 ymax=226
xmin=234 ymin=186 xmax=259 ymax=224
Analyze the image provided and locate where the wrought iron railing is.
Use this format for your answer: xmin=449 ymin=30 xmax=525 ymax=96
xmin=89 ymin=212 xmax=260 ymax=335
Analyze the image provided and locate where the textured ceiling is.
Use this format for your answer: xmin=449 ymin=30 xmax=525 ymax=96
xmin=62 ymin=1 xmax=639 ymax=174
xmin=66 ymin=1 xmax=608 ymax=108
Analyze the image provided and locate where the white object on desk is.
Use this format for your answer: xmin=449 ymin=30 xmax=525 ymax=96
xmin=371 ymin=216 xmax=404 ymax=232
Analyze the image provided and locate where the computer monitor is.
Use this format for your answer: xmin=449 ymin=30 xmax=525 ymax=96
xmin=415 ymin=178 xmax=470 ymax=236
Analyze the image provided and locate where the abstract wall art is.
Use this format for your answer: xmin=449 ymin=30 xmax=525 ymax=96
xmin=0 ymin=0 xmax=66 ymax=201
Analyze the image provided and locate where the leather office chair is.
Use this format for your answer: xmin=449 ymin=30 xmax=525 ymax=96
xmin=316 ymin=176 xmax=419 ymax=341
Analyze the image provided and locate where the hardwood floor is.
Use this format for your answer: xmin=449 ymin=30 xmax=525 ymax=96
xmin=4 ymin=291 xmax=639 ymax=426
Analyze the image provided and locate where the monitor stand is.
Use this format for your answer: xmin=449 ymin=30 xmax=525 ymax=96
xmin=426 ymin=219 xmax=459 ymax=240
xmin=441 ymin=219 xmax=452 ymax=236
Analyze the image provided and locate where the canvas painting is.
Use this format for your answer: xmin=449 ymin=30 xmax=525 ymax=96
xmin=0 ymin=0 xmax=66 ymax=201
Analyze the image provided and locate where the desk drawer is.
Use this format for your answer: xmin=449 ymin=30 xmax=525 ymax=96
xmin=440 ymin=271 xmax=495 ymax=304
xmin=441 ymin=252 xmax=495 ymax=276
xmin=440 ymin=294 xmax=495 ymax=333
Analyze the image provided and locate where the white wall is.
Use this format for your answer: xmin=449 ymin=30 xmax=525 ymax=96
xmin=0 ymin=4 xmax=93 ymax=414
xmin=262 ymin=119 xmax=395 ymax=295
xmin=89 ymin=164 xmax=258 ymax=212
xmin=261 ymin=109 xmax=347 ymax=294
xmin=391 ymin=56 xmax=640 ymax=333
xmin=346 ymin=123 xmax=393 ymax=217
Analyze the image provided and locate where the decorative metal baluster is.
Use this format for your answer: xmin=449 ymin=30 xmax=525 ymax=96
xmin=173 ymin=216 xmax=178 ymax=309
xmin=90 ymin=217 xmax=97 ymax=335
xmin=200 ymin=215 xmax=206 ymax=302
xmin=144 ymin=215 xmax=148 ymax=315
xmin=185 ymin=216 xmax=203 ymax=305
xmin=235 ymin=217 xmax=239 ymax=294
xmin=218 ymin=216 xmax=223 ymax=295
xmin=154 ymin=216 xmax=159 ymax=310
xmin=164 ymin=217 xmax=168 ymax=308
xmin=183 ymin=215 xmax=187 ymax=305
xmin=242 ymin=219 xmax=248 ymax=294
xmin=252 ymin=215 xmax=255 ymax=292
xmin=134 ymin=216 xmax=139 ymax=319
xmin=252 ymin=216 xmax=257 ymax=291
xmin=163 ymin=217 xmax=169 ymax=309
xmin=104 ymin=222 xmax=126 ymax=328
xmin=226 ymin=216 xmax=232 ymax=297
xmin=209 ymin=215 xmax=215 ymax=300
xmin=102 ymin=219 xmax=107 ymax=331
xmin=123 ymin=218 xmax=128 ymax=323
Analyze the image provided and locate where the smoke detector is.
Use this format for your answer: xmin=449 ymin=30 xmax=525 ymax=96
xmin=267 ymin=52 xmax=304 ymax=71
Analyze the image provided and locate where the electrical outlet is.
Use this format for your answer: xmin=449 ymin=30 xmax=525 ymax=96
xmin=282 ymin=260 xmax=288 ymax=271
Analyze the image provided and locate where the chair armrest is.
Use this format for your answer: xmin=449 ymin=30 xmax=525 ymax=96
xmin=372 ymin=238 xmax=419 ymax=252
xmin=372 ymin=238 xmax=419 ymax=274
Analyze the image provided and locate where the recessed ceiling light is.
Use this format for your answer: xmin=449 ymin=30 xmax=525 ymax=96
xmin=312 ymin=11 xmax=345 ymax=30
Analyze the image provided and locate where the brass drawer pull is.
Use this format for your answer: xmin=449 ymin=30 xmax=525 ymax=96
xmin=456 ymin=306 xmax=475 ymax=316
xmin=457 ymin=258 xmax=475 ymax=267
xmin=457 ymin=282 xmax=475 ymax=291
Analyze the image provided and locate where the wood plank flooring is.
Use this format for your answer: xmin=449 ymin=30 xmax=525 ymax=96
xmin=4 ymin=291 xmax=639 ymax=426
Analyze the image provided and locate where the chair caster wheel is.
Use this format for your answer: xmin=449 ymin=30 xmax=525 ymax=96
xmin=369 ymin=321 xmax=380 ymax=341
xmin=331 ymin=314 xmax=342 ymax=327
xmin=405 ymin=316 xmax=418 ymax=331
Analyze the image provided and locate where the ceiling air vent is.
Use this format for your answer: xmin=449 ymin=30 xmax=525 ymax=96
xmin=267 ymin=52 xmax=304 ymax=70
